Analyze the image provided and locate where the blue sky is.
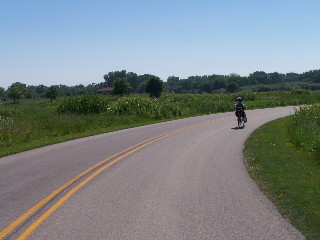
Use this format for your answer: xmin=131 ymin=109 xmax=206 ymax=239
xmin=1 ymin=0 xmax=320 ymax=89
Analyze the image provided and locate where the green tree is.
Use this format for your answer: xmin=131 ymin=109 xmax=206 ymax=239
xmin=112 ymin=78 xmax=132 ymax=96
xmin=35 ymin=84 xmax=47 ymax=97
xmin=228 ymin=73 xmax=242 ymax=85
xmin=300 ymin=70 xmax=320 ymax=83
xmin=213 ymin=78 xmax=226 ymax=90
xmin=46 ymin=86 xmax=59 ymax=102
xmin=199 ymin=81 xmax=212 ymax=93
xmin=145 ymin=76 xmax=163 ymax=98
xmin=126 ymin=72 xmax=139 ymax=92
xmin=180 ymin=78 xmax=194 ymax=91
xmin=7 ymin=82 xmax=27 ymax=103
xmin=0 ymin=87 xmax=6 ymax=100
xmin=136 ymin=74 xmax=154 ymax=93
xmin=167 ymin=76 xmax=180 ymax=92
xmin=268 ymin=72 xmax=283 ymax=84
xmin=104 ymin=70 xmax=127 ymax=87
xmin=226 ymin=82 xmax=239 ymax=93
xmin=249 ymin=71 xmax=269 ymax=85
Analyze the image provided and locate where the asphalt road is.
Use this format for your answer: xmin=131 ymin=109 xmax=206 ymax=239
xmin=0 ymin=107 xmax=304 ymax=239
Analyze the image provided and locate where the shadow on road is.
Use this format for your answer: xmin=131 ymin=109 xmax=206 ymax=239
xmin=231 ymin=127 xmax=245 ymax=130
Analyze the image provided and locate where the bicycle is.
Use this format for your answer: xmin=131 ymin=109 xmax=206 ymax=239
xmin=236 ymin=109 xmax=246 ymax=128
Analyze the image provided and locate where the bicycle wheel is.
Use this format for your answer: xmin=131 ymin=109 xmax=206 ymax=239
xmin=241 ymin=117 xmax=245 ymax=128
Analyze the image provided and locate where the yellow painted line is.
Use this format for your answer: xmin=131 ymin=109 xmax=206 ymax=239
xmin=0 ymin=131 xmax=189 ymax=240
xmin=17 ymin=126 xmax=194 ymax=240
xmin=1 ymin=116 xmax=231 ymax=239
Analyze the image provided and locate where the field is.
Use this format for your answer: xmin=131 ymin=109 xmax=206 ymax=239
xmin=0 ymin=90 xmax=320 ymax=157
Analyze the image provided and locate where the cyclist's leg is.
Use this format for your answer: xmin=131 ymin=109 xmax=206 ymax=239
xmin=243 ymin=112 xmax=247 ymax=122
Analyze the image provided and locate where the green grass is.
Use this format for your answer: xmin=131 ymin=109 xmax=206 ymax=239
xmin=0 ymin=100 xmax=169 ymax=156
xmin=1 ymin=91 xmax=320 ymax=157
xmin=244 ymin=117 xmax=320 ymax=240
xmin=288 ymin=105 xmax=320 ymax=159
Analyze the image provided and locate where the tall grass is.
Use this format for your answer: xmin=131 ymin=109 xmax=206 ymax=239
xmin=106 ymin=97 xmax=183 ymax=119
xmin=57 ymin=94 xmax=112 ymax=114
xmin=288 ymin=105 xmax=320 ymax=160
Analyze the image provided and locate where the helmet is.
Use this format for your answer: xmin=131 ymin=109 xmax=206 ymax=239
xmin=236 ymin=97 xmax=242 ymax=102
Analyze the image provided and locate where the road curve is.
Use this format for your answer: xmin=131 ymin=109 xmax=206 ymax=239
xmin=0 ymin=107 xmax=304 ymax=239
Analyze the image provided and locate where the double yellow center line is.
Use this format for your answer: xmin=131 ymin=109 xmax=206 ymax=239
xmin=0 ymin=116 xmax=231 ymax=239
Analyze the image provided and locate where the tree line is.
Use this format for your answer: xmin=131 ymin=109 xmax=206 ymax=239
xmin=1 ymin=69 xmax=320 ymax=103
xmin=0 ymin=71 xmax=164 ymax=103
xmin=166 ymin=70 xmax=320 ymax=93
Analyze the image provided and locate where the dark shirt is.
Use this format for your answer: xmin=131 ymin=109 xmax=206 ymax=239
xmin=233 ymin=103 xmax=247 ymax=111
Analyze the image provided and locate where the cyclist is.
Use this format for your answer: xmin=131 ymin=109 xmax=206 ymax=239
xmin=233 ymin=97 xmax=247 ymax=122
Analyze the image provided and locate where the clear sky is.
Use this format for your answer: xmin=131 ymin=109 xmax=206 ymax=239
xmin=1 ymin=0 xmax=320 ymax=89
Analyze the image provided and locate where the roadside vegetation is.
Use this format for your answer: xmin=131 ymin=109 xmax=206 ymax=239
xmin=0 ymin=90 xmax=320 ymax=157
xmin=244 ymin=105 xmax=320 ymax=240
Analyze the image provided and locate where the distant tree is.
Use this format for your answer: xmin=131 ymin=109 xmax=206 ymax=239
xmin=145 ymin=76 xmax=163 ymax=98
xmin=226 ymin=82 xmax=239 ymax=93
xmin=25 ymin=89 xmax=36 ymax=99
xmin=35 ymin=84 xmax=47 ymax=97
xmin=73 ymin=84 xmax=86 ymax=95
xmin=167 ymin=76 xmax=180 ymax=92
xmin=213 ymin=78 xmax=226 ymax=90
xmin=104 ymin=70 xmax=127 ymax=87
xmin=180 ymin=78 xmax=194 ymax=91
xmin=7 ymin=82 xmax=27 ymax=103
xmin=172 ymin=85 xmax=182 ymax=93
xmin=228 ymin=73 xmax=241 ymax=84
xmin=199 ymin=81 xmax=212 ymax=93
xmin=112 ymin=78 xmax=132 ymax=96
xmin=268 ymin=72 xmax=283 ymax=84
xmin=285 ymin=72 xmax=300 ymax=82
xmin=300 ymin=70 xmax=320 ymax=83
xmin=126 ymin=72 xmax=139 ymax=92
xmin=136 ymin=81 xmax=148 ymax=93
xmin=136 ymin=74 xmax=154 ymax=93
xmin=0 ymin=87 xmax=6 ymax=100
xmin=249 ymin=71 xmax=269 ymax=85
xmin=46 ymin=86 xmax=59 ymax=102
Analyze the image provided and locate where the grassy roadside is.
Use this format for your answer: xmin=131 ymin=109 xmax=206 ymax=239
xmin=0 ymin=119 xmax=169 ymax=157
xmin=244 ymin=117 xmax=320 ymax=240
xmin=0 ymin=103 xmax=177 ymax=157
